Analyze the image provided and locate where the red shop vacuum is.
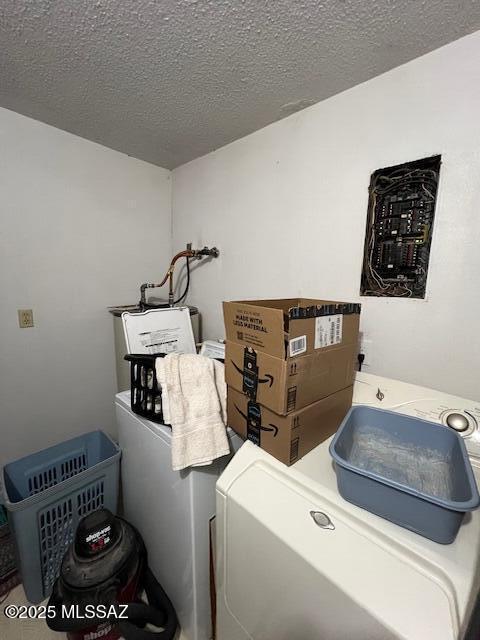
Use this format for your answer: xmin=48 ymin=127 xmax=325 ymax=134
xmin=46 ymin=509 xmax=178 ymax=640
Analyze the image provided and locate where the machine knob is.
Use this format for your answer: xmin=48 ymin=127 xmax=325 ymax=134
xmin=445 ymin=412 xmax=470 ymax=432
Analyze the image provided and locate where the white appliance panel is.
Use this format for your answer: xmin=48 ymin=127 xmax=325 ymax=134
xmin=116 ymin=391 xmax=241 ymax=640
xmin=216 ymin=373 xmax=480 ymax=640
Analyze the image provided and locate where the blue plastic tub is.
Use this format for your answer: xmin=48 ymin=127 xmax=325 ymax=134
xmin=2 ymin=430 xmax=120 ymax=602
xmin=329 ymin=406 xmax=479 ymax=544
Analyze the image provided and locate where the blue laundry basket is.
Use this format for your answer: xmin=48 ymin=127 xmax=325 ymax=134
xmin=330 ymin=406 xmax=479 ymax=544
xmin=2 ymin=430 xmax=121 ymax=602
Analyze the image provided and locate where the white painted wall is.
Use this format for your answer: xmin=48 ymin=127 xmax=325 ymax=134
xmin=0 ymin=108 xmax=171 ymax=467
xmin=173 ymin=31 xmax=480 ymax=401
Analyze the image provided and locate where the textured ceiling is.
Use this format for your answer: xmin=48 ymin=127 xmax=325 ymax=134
xmin=1 ymin=1 xmax=480 ymax=169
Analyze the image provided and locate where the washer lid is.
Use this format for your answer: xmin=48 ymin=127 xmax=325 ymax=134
xmin=115 ymin=391 xmax=239 ymax=445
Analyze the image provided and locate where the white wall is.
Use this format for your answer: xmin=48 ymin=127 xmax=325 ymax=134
xmin=173 ymin=31 xmax=480 ymax=401
xmin=0 ymin=108 xmax=171 ymax=467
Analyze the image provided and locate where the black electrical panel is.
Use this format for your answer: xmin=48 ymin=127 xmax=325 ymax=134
xmin=360 ymin=155 xmax=441 ymax=298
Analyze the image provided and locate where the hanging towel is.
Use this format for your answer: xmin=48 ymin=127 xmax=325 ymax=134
xmin=156 ymin=353 xmax=230 ymax=471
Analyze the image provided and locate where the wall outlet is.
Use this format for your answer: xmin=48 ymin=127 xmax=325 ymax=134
xmin=18 ymin=309 xmax=34 ymax=328
xmin=359 ymin=338 xmax=373 ymax=369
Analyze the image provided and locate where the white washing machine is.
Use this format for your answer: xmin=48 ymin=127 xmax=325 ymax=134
xmin=216 ymin=372 xmax=480 ymax=640
xmin=116 ymin=391 xmax=242 ymax=640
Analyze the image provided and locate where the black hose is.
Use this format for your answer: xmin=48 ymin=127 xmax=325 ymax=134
xmin=118 ymin=568 xmax=178 ymax=640
xmin=174 ymin=257 xmax=190 ymax=305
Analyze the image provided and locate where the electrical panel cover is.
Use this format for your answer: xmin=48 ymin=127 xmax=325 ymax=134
xmin=360 ymin=156 xmax=441 ymax=298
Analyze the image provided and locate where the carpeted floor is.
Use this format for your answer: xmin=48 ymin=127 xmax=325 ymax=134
xmin=0 ymin=523 xmax=20 ymax=600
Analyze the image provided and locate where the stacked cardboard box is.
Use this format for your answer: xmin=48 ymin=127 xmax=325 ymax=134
xmin=223 ymin=298 xmax=361 ymax=465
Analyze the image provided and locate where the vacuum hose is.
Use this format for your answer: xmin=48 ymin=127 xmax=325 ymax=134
xmin=118 ymin=567 xmax=178 ymax=640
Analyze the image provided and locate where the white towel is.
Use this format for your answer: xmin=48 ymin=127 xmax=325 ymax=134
xmin=156 ymin=353 xmax=230 ymax=471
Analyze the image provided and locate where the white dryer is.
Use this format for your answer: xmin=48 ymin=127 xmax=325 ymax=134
xmin=216 ymin=373 xmax=480 ymax=640
xmin=116 ymin=391 xmax=242 ymax=640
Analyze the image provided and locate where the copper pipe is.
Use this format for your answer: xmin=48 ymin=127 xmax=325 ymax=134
xmin=139 ymin=246 xmax=219 ymax=307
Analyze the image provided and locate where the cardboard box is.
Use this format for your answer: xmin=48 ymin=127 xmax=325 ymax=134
xmin=227 ymin=385 xmax=353 ymax=466
xmin=223 ymin=298 xmax=360 ymax=414
xmin=223 ymin=298 xmax=361 ymax=360
xmin=225 ymin=339 xmax=357 ymax=414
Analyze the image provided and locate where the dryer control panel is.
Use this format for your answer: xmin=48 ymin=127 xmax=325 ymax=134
xmin=353 ymin=373 xmax=480 ymax=460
